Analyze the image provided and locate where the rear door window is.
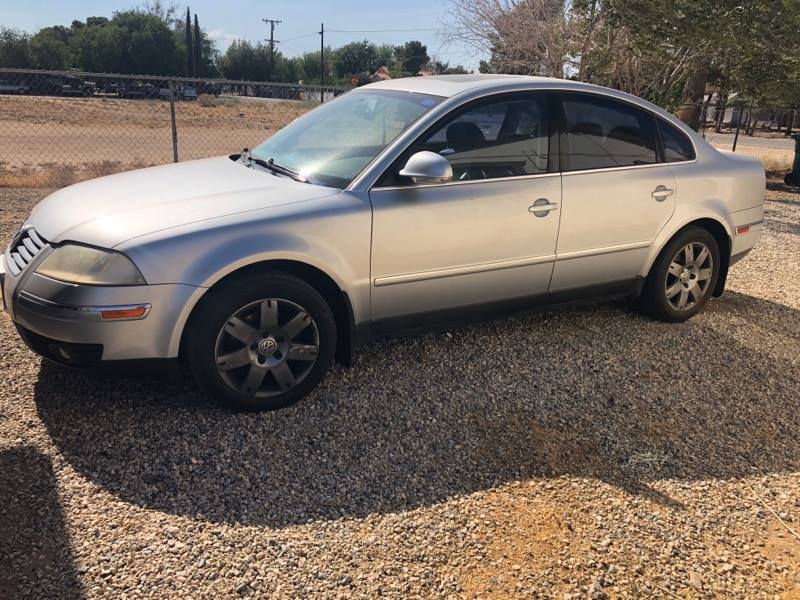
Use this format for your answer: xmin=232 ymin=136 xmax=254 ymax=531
xmin=560 ymin=94 xmax=657 ymax=171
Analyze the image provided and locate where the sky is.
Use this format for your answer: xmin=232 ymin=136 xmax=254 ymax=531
xmin=0 ymin=0 xmax=484 ymax=71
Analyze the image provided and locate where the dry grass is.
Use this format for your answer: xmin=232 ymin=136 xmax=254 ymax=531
xmin=196 ymin=93 xmax=237 ymax=107
xmin=0 ymin=94 xmax=310 ymax=130
xmin=0 ymin=94 xmax=314 ymax=187
xmin=761 ymin=155 xmax=794 ymax=175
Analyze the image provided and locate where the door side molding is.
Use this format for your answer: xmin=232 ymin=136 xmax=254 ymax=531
xmin=556 ymin=240 xmax=652 ymax=262
xmin=373 ymin=254 xmax=557 ymax=287
xmin=374 ymin=240 xmax=653 ymax=288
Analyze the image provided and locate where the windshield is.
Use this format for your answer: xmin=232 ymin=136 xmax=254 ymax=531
xmin=251 ymin=89 xmax=444 ymax=188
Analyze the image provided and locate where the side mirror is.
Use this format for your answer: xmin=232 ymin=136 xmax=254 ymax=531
xmin=398 ymin=151 xmax=453 ymax=184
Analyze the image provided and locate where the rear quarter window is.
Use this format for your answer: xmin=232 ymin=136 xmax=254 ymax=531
xmin=657 ymin=119 xmax=696 ymax=162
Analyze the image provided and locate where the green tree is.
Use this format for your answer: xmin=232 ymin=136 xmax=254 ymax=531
xmin=430 ymin=60 xmax=468 ymax=75
xmin=218 ymin=40 xmax=270 ymax=80
xmin=29 ymin=26 xmax=71 ymax=70
xmin=0 ymin=28 xmax=32 ymax=68
xmin=334 ymin=40 xmax=380 ymax=78
xmin=86 ymin=16 xmax=110 ymax=27
xmin=193 ymin=23 xmax=219 ymax=78
xmin=109 ymin=10 xmax=182 ymax=75
xmin=193 ymin=14 xmax=201 ymax=77
xmin=297 ymin=49 xmax=334 ymax=84
xmin=68 ymin=21 xmax=128 ymax=73
xmin=396 ymin=40 xmax=429 ymax=75
xmin=453 ymin=0 xmax=800 ymax=129
xmin=375 ymin=44 xmax=396 ymax=69
xmin=185 ymin=7 xmax=194 ymax=76
xmin=586 ymin=0 xmax=800 ymax=127
xmin=273 ymin=54 xmax=300 ymax=83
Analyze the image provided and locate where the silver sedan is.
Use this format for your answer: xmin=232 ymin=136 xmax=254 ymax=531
xmin=2 ymin=75 xmax=765 ymax=410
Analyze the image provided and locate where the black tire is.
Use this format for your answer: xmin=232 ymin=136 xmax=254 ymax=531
xmin=186 ymin=270 xmax=337 ymax=411
xmin=640 ymin=226 xmax=721 ymax=322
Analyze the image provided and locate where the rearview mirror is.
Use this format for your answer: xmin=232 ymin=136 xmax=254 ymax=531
xmin=398 ymin=151 xmax=453 ymax=184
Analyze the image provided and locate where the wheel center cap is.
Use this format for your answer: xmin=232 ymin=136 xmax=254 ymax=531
xmin=680 ymin=270 xmax=691 ymax=282
xmin=257 ymin=337 xmax=278 ymax=355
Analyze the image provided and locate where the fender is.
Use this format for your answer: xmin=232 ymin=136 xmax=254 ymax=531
xmin=640 ymin=198 xmax=733 ymax=279
xmin=116 ymin=193 xmax=373 ymax=358
xmin=166 ymin=251 xmax=367 ymax=359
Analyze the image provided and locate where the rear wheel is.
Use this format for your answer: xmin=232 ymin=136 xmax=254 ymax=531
xmin=186 ymin=271 xmax=336 ymax=411
xmin=641 ymin=227 xmax=720 ymax=322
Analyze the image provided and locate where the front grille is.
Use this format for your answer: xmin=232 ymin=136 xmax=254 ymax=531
xmin=6 ymin=227 xmax=47 ymax=276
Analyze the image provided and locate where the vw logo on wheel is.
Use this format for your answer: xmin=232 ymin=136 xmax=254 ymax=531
xmin=257 ymin=337 xmax=278 ymax=355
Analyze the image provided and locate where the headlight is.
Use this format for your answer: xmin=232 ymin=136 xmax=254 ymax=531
xmin=35 ymin=244 xmax=146 ymax=286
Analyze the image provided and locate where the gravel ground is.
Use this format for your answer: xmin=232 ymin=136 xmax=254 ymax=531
xmin=0 ymin=183 xmax=798 ymax=599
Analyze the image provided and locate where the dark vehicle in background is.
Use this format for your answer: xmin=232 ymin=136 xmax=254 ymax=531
xmin=156 ymin=84 xmax=199 ymax=101
xmin=61 ymin=76 xmax=96 ymax=97
xmin=0 ymin=79 xmax=30 ymax=94
xmin=196 ymin=82 xmax=223 ymax=96
xmin=255 ymin=85 xmax=306 ymax=101
xmin=119 ymin=82 xmax=159 ymax=99
xmin=97 ymin=80 xmax=120 ymax=95
xmin=181 ymin=85 xmax=198 ymax=101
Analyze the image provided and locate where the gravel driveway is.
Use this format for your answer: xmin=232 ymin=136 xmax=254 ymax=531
xmin=1 ymin=183 xmax=798 ymax=599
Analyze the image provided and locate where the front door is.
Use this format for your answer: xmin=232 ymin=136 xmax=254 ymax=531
xmin=550 ymin=92 xmax=677 ymax=292
xmin=368 ymin=93 xmax=561 ymax=320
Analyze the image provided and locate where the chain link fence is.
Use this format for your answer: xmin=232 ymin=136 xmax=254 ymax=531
xmin=0 ymin=68 xmax=346 ymax=187
xmin=1 ymin=68 xmax=796 ymax=187
xmin=700 ymin=102 xmax=798 ymax=172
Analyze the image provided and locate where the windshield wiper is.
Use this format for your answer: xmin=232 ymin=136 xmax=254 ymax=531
xmin=240 ymin=148 xmax=307 ymax=183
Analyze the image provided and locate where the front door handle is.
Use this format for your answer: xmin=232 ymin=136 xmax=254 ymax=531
xmin=651 ymin=185 xmax=674 ymax=201
xmin=529 ymin=198 xmax=559 ymax=217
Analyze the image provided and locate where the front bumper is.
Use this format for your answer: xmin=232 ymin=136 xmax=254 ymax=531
xmin=3 ymin=255 xmax=200 ymax=361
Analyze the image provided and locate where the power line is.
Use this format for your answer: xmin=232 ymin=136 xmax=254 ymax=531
xmin=280 ymin=32 xmax=319 ymax=43
xmin=275 ymin=41 xmax=304 ymax=57
xmin=326 ymin=27 xmax=438 ymax=33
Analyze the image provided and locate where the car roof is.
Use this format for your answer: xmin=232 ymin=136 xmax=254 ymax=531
xmin=362 ymin=74 xmax=620 ymax=98
xmin=357 ymin=73 xmax=711 ymax=161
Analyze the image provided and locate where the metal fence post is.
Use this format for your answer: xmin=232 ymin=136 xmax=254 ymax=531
xmin=168 ymin=79 xmax=179 ymax=162
xmin=699 ymin=103 xmax=708 ymax=138
xmin=732 ymin=107 xmax=742 ymax=152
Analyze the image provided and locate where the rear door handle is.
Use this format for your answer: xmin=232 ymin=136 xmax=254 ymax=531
xmin=651 ymin=185 xmax=674 ymax=201
xmin=529 ymin=198 xmax=559 ymax=217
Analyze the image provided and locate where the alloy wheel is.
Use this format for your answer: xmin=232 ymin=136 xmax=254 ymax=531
xmin=664 ymin=242 xmax=714 ymax=311
xmin=214 ymin=298 xmax=320 ymax=397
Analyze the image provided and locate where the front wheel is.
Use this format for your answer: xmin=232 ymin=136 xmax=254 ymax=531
xmin=186 ymin=271 xmax=337 ymax=411
xmin=640 ymin=227 xmax=720 ymax=322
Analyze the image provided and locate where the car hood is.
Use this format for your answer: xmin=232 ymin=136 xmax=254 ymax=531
xmin=27 ymin=156 xmax=339 ymax=248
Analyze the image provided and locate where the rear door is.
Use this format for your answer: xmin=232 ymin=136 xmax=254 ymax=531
xmin=550 ymin=93 xmax=677 ymax=292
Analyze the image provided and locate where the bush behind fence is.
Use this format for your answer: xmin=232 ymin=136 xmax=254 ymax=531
xmin=0 ymin=68 xmax=345 ymax=187
xmin=0 ymin=68 xmax=796 ymax=187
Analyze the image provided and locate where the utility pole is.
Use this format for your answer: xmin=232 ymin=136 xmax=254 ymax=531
xmin=319 ymin=22 xmax=325 ymax=101
xmin=263 ymin=18 xmax=281 ymax=74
